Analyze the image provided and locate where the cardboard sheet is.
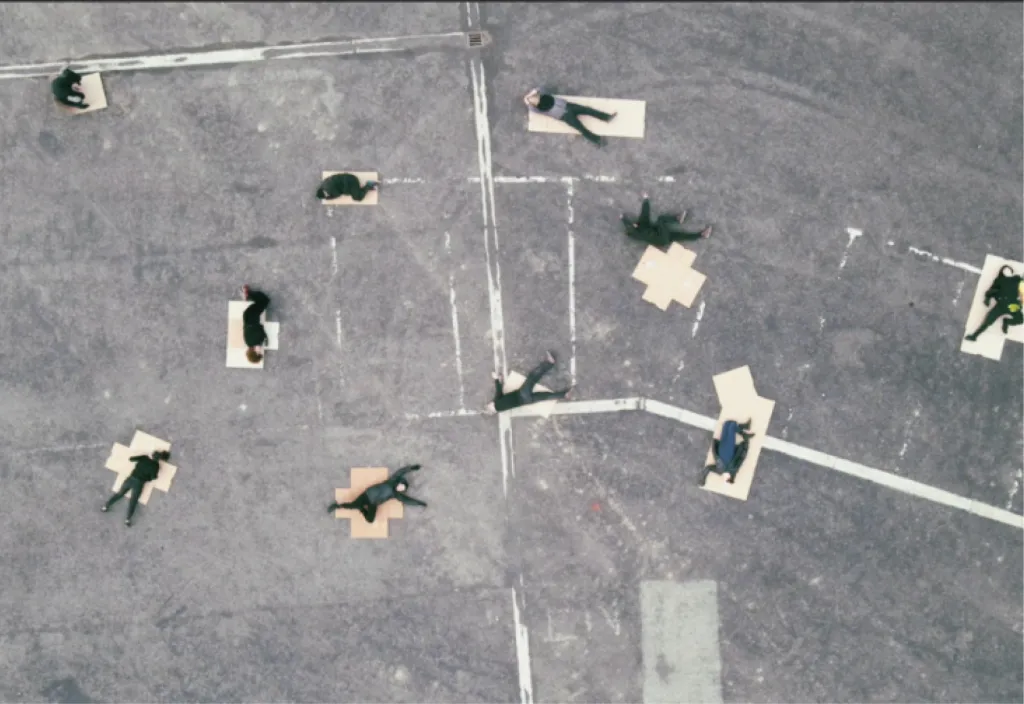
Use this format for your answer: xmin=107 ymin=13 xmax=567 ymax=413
xmin=54 ymin=72 xmax=107 ymax=115
xmin=961 ymin=254 xmax=1024 ymax=361
xmin=320 ymin=171 xmax=379 ymax=206
xmin=334 ymin=467 xmax=404 ymax=539
xmin=501 ymin=370 xmax=559 ymax=418
xmin=105 ymin=430 xmax=177 ymax=505
xmin=226 ymin=300 xmax=279 ymax=369
xmin=701 ymin=366 xmax=775 ymax=501
xmin=632 ymin=243 xmax=706 ymax=310
xmin=527 ymin=96 xmax=646 ymax=139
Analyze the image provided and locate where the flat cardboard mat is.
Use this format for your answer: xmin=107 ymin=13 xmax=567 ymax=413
xmin=54 ymin=72 xmax=107 ymax=115
xmin=527 ymin=96 xmax=646 ymax=139
xmin=502 ymin=370 xmax=558 ymax=418
xmin=701 ymin=366 xmax=775 ymax=501
xmin=632 ymin=243 xmax=706 ymax=310
xmin=320 ymin=171 xmax=379 ymax=206
xmin=105 ymin=430 xmax=177 ymax=505
xmin=961 ymin=254 xmax=1024 ymax=361
xmin=334 ymin=467 xmax=404 ymax=539
xmin=226 ymin=300 xmax=279 ymax=369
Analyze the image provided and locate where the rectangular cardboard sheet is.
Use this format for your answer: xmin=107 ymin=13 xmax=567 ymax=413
xmin=226 ymin=300 xmax=279 ymax=368
xmin=527 ymin=96 xmax=646 ymax=139
xmin=320 ymin=171 xmax=379 ymax=206
xmin=961 ymin=254 xmax=1024 ymax=361
xmin=55 ymin=72 xmax=107 ymax=115
xmin=335 ymin=467 xmax=404 ymax=539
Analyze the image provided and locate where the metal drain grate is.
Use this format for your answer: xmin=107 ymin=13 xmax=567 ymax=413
xmin=467 ymin=31 xmax=489 ymax=48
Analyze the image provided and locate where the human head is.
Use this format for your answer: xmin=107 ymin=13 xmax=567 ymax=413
xmin=536 ymin=94 xmax=554 ymax=111
xmin=396 ymin=481 xmax=408 ymax=493
xmin=246 ymin=347 xmax=263 ymax=364
xmin=316 ymin=187 xmax=327 ymax=200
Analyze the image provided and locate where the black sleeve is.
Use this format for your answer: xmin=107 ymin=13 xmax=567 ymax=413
xmin=129 ymin=455 xmax=147 ymax=462
xmin=248 ymin=291 xmax=270 ymax=307
xmin=494 ymin=378 xmax=504 ymax=400
xmin=394 ymin=492 xmax=427 ymax=507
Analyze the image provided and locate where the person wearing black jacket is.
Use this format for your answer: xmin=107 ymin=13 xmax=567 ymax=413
xmin=699 ymin=420 xmax=753 ymax=486
xmin=241 ymin=285 xmax=270 ymax=364
xmin=327 ymin=464 xmax=427 ymax=523
xmin=486 ymin=351 xmax=572 ymax=414
xmin=51 ymin=67 xmax=89 ymax=110
xmin=965 ymin=265 xmax=1024 ymax=341
xmin=622 ymin=194 xmax=711 ymax=247
xmin=316 ymin=173 xmax=378 ymax=202
xmin=101 ymin=450 xmax=170 ymax=526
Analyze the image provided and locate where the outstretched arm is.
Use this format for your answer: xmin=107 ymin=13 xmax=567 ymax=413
xmin=493 ymin=373 xmax=504 ymax=400
xmin=395 ymin=492 xmax=427 ymax=507
xmin=391 ymin=464 xmax=422 ymax=482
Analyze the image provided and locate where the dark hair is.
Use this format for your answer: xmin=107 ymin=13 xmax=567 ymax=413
xmin=246 ymin=348 xmax=263 ymax=364
xmin=316 ymin=188 xmax=326 ymax=200
xmin=153 ymin=450 xmax=171 ymax=461
xmin=537 ymin=94 xmax=554 ymax=111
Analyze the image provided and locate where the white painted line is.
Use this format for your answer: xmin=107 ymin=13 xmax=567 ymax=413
xmin=641 ymin=580 xmax=723 ymax=704
xmin=838 ymin=227 xmax=862 ymax=271
xmin=691 ymin=300 xmax=706 ymax=338
xmin=657 ymin=176 xmax=677 ymax=183
xmin=567 ymin=179 xmax=577 ymax=386
xmin=444 ymin=232 xmax=466 ymax=411
xmin=1007 ymin=468 xmax=1022 ymax=511
xmin=953 ymin=280 xmax=966 ymax=307
xmin=404 ymin=409 xmax=483 ymax=420
xmin=491 ymin=176 xmax=554 ymax=184
xmin=334 ymin=310 xmax=342 ymax=347
xmin=330 ymin=236 xmax=338 ymax=276
xmin=906 ymin=246 xmax=983 ymax=275
xmin=581 ymin=174 xmax=619 ymax=183
xmin=381 ymin=177 xmax=426 ymax=184
xmin=417 ymin=395 xmax=1023 ymax=529
xmin=511 ymin=587 xmax=535 ymax=704
xmin=467 ymin=3 xmax=512 ymax=500
xmin=0 ymin=31 xmax=470 ymax=79
xmin=14 ymin=442 xmax=109 ymax=455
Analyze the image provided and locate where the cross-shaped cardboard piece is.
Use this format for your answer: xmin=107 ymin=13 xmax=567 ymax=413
xmin=631 ymin=243 xmax=706 ymax=310
xmin=334 ymin=467 xmax=404 ymax=539
xmin=701 ymin=366 xmax=775 ymax=501
xmin=105 ymin=430 xmax=177 ymax=505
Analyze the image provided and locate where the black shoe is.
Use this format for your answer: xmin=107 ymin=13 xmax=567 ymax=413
xmin=965 ymin=334 xmax=978 ymax=342
xmin=327 ymin=504 xmax=338 ymax=514
xmin=1002 ymin=322 xmax=1011 ymax=334
xmin=124 ymin=519 xmax=132 ymax=527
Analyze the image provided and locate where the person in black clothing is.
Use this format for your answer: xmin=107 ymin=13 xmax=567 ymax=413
xmin=316 ymin=173 xmax=379 ymax=202
xmin=699 ymin=420 xmax=753 ymax=486
xmin=965 ymin=265 xmax=1024 ymax=341
xmin=486 ymin=351 xmax=573 ymax=414
xmin=622 ymin=194 xmax=712 ymax=247
xmin=327 ymin=464 xmax=427 ymax=523
xmin=524 ymin=87 xmax=617 ymax=147
xmin=101 ymin=450 xmax=170 ymax=526
xmin=240 ymin=284 xmax=270 ymax=364
xmin=51 ymin=67 xmax=89 ymax=110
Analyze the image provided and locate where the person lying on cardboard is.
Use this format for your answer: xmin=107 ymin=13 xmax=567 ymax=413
xmin=699 ymin=419 xmax=754 ymax=486
xmin=327 ymin=464 xmax=427 ymax=523
xmin=965 ymin=265 xmax=1024 ymax=341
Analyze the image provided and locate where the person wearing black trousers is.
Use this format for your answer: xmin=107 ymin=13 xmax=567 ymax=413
xmin=51 ymin=66 xmax=89 ymax=110
xmin=240 ymin=285 xmax=270 ymax=364
xmin=316 ymin=173 xmax=379 ymax=202
xmin=101 ymin=450 xmax=170 ymax=526
xmin=486 ymin=351 xmax=573 ymax=414
xmin=699 ymin=420 xmax=753 ymax=486
xmin=327 ymin=464 xmax=427 ymax=523
xmin=524 ymin=88 xmax=617 ymax=147
xmin=965 ymin=265 xmax=1024 ymax=341
xmin=622 ymin=194 xmax=712 ymax=248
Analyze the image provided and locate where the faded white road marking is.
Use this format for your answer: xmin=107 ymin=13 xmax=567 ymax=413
xmin=330 ymin=236 xmax=338 ymax=276
xmin=838 ymin=227 xmax=862 ymax=271
xmin=566 ymin=178 xmax=577 ymax=385
xmin=0 ymin=31 xmax=471 ymax=79
xmin=444 ymin=232 xmax=466 ymax=411
xmin=641 ymin=580 xmax=723 ymax=704
xmin=414 ymin=396 xmax=1023 ymax=530
xmin=905 ymin=245 xmax=982 ymax=275
xmin=691 ymin=300 xmax=706 ymax=338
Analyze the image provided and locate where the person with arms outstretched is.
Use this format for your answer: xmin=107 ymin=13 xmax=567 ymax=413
xmin=101 ymin=450 xmax=170 ymax=527
xmin=622 ymin=194 xmax=712 ymax=247
xmin=327 ymin=464 xmax=427 ymax=523
xmin=486 ymin=351 xmax=572 ymax=414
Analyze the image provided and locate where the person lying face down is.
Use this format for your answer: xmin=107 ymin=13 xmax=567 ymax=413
xmin=240 ymin=285 xmax=270 ymax=364
xmin=327 ymin=464 xmax=427 ymax=523
xmin=965 ymin=265 xmax=1024 ymax=341
xmin=51 ymin=67 xmax=89 ymax=109
xmin=316 ymin=173 xmax=379 ymax=202
xmin=485 ymin=351 xmax=572 ymax=414
xmin=621 ymin=194 xmax=712 ymax=248
xmin=699 ymin=419 xmax=754 ymax=486
xmin=523 ymin=87 xmax=617 ymax=147
xmin=101 ymin=449 xmax=171 ymax=527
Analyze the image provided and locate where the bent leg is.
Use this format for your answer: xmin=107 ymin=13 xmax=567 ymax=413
xmin=1002 ymin=309 xmax=1024 ymax=333
xmin=126 ymin=481 xmax=142 ymax=522
xmin=104 ymin=483 xmax=131 ymax=509
xmin=966 ymin=304 xmax=1006 ymax=340
xmin=523 ymin=359 xmax=555 ymax=392
xmin=568 ymin=103 xmax=615 ymax=121
xmin=560 ymin=112 xmax=601 ymax=145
